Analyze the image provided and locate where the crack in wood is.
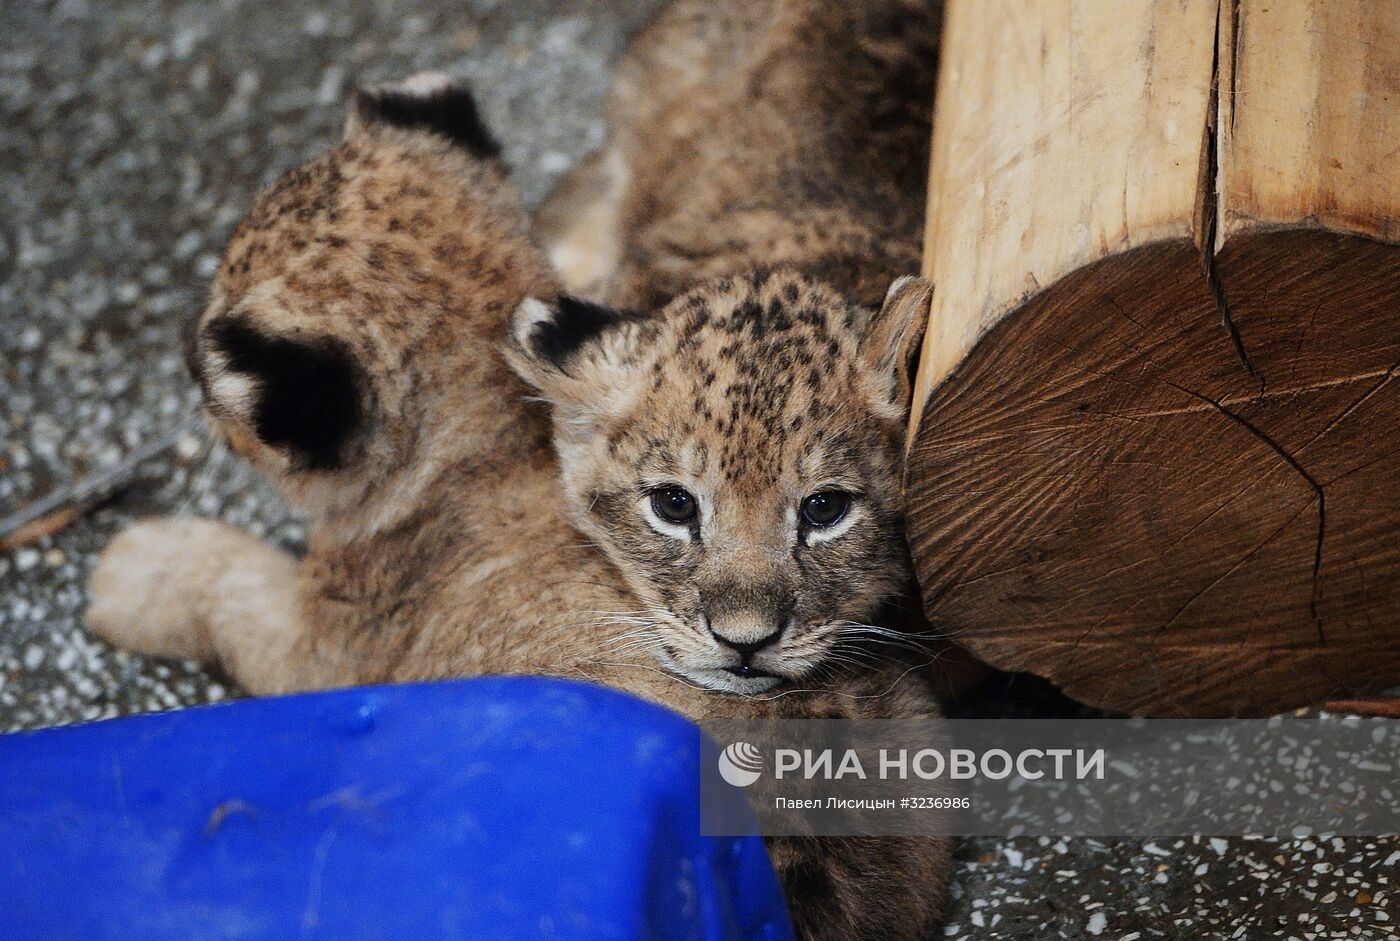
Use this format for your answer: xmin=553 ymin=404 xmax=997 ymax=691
xmin=1210 ymin=261 xmax=1263 ymax=391
xmin=1201 ymin=0 xmax=1264 ymax=392
xmin=1154 ymin=502 xmax=1308 ymax=639
xmin=1163 ymin=379 xmax=1327 ymax=644
xmin=1296 ymin=361 xmax=1400 ymax=460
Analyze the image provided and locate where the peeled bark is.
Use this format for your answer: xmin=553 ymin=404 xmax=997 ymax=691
xmin=905 ymin=0 xmax=1400 ymax=716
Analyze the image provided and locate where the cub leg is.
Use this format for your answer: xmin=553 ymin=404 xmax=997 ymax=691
xmin=88 ymin=517 xmax=324 ymax=696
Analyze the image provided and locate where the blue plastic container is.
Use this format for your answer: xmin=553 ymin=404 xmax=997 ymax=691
xmin=0 ymin=677 xmax=792 ymax=941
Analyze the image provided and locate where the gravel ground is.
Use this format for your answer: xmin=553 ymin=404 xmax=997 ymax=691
xmin=0 ymin=2 xmax=1393 ymax=938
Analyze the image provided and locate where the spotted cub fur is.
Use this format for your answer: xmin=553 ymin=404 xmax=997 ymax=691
xmin=508 ymin=272 xmax=933 ymax=696
xmin=517 ymin=0 xmax=957 ymax=697
xmin=87 ymin=75 xmax=951 ymax=940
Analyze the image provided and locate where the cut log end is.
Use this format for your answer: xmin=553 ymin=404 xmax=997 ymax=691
xmin=907 ymin=0 xmax=1400 ymax=716
xmin=906 ymin=232 xmax=1400 ymax=716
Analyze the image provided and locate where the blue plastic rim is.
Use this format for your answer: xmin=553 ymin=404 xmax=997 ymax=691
xmin=0 ymin=676 xmax=794 ymax=941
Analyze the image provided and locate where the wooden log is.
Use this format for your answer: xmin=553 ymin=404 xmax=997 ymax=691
xmin=905 ymin=0 xmax=1400 ymax=717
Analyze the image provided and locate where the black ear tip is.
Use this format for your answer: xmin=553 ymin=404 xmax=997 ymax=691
xmin=205 ymin=316 xmax=364 ymax=471
xmin=526 ymin=295 xmax=644 ymax=369
xmin=353 ymin=73 xmax=501 ymax=159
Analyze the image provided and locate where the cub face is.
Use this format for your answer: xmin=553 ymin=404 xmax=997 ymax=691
xmin=509 ymin=270 xmax=931 ymax=694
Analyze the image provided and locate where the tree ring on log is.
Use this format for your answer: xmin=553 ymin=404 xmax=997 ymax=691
xmin=905 ymin=232 xmax=1400 ymax=716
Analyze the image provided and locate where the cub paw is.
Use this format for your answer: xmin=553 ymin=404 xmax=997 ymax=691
xmin=87 ymin=518 xmax=227 ymax=660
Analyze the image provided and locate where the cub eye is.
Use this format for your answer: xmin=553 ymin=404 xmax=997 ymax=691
xmin=800 ymin=490 xmax=851 ymax=528
xmin=650 ymin=486 xmax=698 ymax=525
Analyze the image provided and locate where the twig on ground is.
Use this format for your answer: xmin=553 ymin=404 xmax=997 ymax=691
xmin=0 ymin=417 xmax=203 ymax=551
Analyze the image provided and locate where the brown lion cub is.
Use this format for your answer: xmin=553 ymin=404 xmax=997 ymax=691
xmin=526 ymin=0 xmax=948 ymax=697
xmin=86 ymin=76 xmax=950 ymax=938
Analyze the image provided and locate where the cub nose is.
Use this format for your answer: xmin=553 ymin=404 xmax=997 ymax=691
xmin=708 ymin=618 xmax=785 ymax=664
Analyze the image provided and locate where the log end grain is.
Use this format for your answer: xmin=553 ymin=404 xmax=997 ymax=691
xmin=906 ymin=234 xmax=1400 ymax=716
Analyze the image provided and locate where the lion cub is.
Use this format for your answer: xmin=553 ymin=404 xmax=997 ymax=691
xmin=529 ymin=0 xmax=956 ymax=697
xmin=88 ymin=76 xmax=950 ymax=939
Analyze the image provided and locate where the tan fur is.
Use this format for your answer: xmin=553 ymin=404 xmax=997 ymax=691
xmin=505 ymin=272 xmax=935 ymax=696
xmin=88 ymin=70 xmax=951 ymax=939
xmin=537 ymin=0 xmax=941 ymax=311
xmin=529 ymin=0 xmax=981 ymax=700
xmin=526 ymin=4 xmax=968 ymax=930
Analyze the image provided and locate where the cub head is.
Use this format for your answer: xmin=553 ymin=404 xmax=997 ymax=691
xmin=508 ymin=269 xmax=931 ymax=694
xmin=186 ymin=74 xmax=547 ymax=519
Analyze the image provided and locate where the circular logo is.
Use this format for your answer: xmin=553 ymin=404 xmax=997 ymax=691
xmin=718 ymin=741 xmax=763 ymax=787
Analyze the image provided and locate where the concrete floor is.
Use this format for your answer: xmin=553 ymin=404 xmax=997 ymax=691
xmin=0 ymin=1 xmax=1393 ymax=937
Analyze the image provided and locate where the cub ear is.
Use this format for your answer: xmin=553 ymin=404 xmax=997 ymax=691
xmin=345 ymin=72 xmax=501 ymax=160
xmin=189 ymin=315 xmax=365 ymax=471
xmin=505 ymin=295 xmax=651 ymax=419
xmin=863 ymin=275 xmax=933 ymax=416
